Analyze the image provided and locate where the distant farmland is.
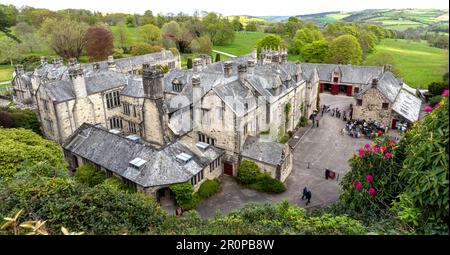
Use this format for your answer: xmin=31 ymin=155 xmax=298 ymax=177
xmin=365 ymin=39 xmax=449 ymax=88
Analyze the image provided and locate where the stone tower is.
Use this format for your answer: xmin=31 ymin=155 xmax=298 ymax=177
xmin=69 ymin=64 xmax=96 ymax=130
xmin=143 ymin=64 xmax=164 ymax=99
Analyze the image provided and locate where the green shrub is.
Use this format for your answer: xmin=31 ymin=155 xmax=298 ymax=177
xmin=429 ymin=95 xmax=443 ymax=107
xmin=428 ymin=81 xmax=448 ymax=96
xmin=298 ymin=116 xmax=308 ymax=127
xmin=237 ymin=160 xmax=260 ymax=184
xmin=197 ymin=178 xmax=221 ymax=199
xmin=169 ymin=47 xmax=180 ymax=56
xmin=187 ymin=58 xmax=193 ymax=69
xmin=112 ymin=48 xmax=124 ymax=58
xmin=250 ymin=173 xmax=286 ymax=194
xmin=0 ymin=107 xmax=40 ymax=134
xmin=170 ymin=181 xmax=197 ymax=210
xmin=278 ymin=134 xmax=290 ymax=144
xmin=75 ymin=164 xmax=106 ymax=187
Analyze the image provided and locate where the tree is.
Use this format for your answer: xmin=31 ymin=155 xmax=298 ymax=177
xmin=231 ymin=16 xmax=243 ymax=31
xmin=1 ymin=107 xmax=40 ymax=134
xmin=84 ymin=25 xmax=114 ymax=62
xmin=291 ymin=26 xmax=325 ymax=56
xmin=130 ymin=43 xmax=162 ymax=56
xmin=140 ymin=10 xmax=155 ymax=26
xmin=75 ymin=164 xmax=106 ymax=187
xmin=0 ymin=7 xmax=20 ymax=42
xmin=0 ymin=37 xmax=21 ymax=66
xmin=202 ymin=12 xmax=234 ymax=46
xmin=189 ymin=35 xmax=212 ymax=54
xmin=0 ymin=128 xmax=66 ymax=179
xmin=301 ymin=40 xmax=329 ymax=63
xmin=0 ymin=111 xmax=14 ymax=128
xmin=356 ymin=29 xmax=377 ymax=58
xmin=237 ymin=160 xmax=260 ymax=184
xmin=324 ymin=22 xmax=358 ymax=39
xmin=40 ymin=17 xmax=88 ymax=59
xmin=327 ymin=35 xmax=362 ymax=65
xmin=13 ymin=22 xmax=40 ymax=53
xmin=139 ymin=24 xmax=161 ymax=45
xmin=245 ymin=22 xmax=257 ymax=32
xmin=116 ymin=22 xmax=129 ymax=49
xmin=365 ymin=52 xmax=401 ymax=76
xmin=256 ymin=35 xmax=285 ymax=54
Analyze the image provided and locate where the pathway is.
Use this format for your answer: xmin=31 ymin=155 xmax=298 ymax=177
xmin=212 ymin=50 xmax=237 ymax=58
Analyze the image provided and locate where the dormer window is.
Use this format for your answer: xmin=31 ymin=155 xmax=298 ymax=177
xmin=129 ymin=157 xmax=147 ymax=170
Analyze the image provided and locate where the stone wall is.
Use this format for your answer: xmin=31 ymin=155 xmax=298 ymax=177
xmin=353 ymin=88 xmax=392 ymax=127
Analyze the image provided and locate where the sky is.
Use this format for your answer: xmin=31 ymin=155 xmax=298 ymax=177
xmin=1 ymin=0 xmax=449 ymax=16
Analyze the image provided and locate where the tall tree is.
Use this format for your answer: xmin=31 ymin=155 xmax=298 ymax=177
xmin=231 ymin=16 xmax=243 ymax=31
xmin=0 ymin=37 xmax=21 ymax=66
xmin=40 ymin=18 xmax=88 ymax=59
xmin=190 ymin=35 xmax=212 ymax=54
xmin=14 ymin=22 xmax=40 ymax=53
xmin=84 ymin=25 xmax=114 ymax=61
xmin=256 ymin=35 xmax=285 ymax=54
xmin=327 ymin=34 xmax=362 ymax=65
xmin=0 ymin=7 xmax=20 ymax=42
xmin=140 ymin=10 xmax=155 ymax=25
xmin=116 ymin=22 xmax=129 ymax=49
xmin=139 ymin=23 xmax=162 ymax=45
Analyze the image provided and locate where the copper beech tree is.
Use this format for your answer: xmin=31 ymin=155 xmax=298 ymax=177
xmin=84 ymin=25 xmax=114 ymax=62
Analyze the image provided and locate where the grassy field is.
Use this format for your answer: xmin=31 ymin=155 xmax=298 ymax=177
xmin=0 ymin=65 xmax=13 ymax=82
xmin=213 ymin=31 xmax=271 ymax=56
xmin=365 ymin=39 xmax=449 ymax=88
xmin=109 ymin=26 xmax=140 ymax=48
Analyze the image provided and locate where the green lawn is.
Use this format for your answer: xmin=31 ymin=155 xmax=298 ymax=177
xmin=213 ymin=31 xmax=271 ymax=56
xmin=0 ymin=65 xmax=13 ymax=82
xmin=109 ymin=26 xmax=140 ymax=48
xmin=365 ymin=39 xmax=449 ymax=88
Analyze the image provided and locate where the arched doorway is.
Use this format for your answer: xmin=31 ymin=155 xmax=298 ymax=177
xmin=157 ymin=187 xmax=176 ymax=207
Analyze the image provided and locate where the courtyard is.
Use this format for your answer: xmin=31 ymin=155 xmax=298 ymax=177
xmin=196 ymin=93 xmax=371 ymax=218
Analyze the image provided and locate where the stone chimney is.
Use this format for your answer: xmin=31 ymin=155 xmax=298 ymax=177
xmin=295 ymin=62 xmax=303 ymax=82
xmin=52 ymin=57 xmax=62 ymax=66
xmin=143 ymin=64 xmax=164 ymax=100
xmin=93 ymin=62 xmax=100 ymax=71
xmin=224 ymin=61 xmax=232 ymax=77
xmin=372 ymin=78 xmax=378 ymax=88
xmin=68 ymin=58 xmax=78 ymax=67
xmin=69 ymin=64 xmax=87 ymax=98
xmin=40 ymin=56 xmax=48 ymax=65
xmin=192 ymin=74 xmax=202 ymax=130
xmin=280 ymin=48 xmax=288 ymax=64
xmin=385 ymin=64 xmax=392 ymax=72
xmin=238 ymin=63 xmax=247 ymax=85
xmin=272 ymin=52 xmax=280 ymax=64
xmin=107 ymin=56 xmax=116 ymax=71
xmin=15 ymin=65 xmax=24 ymax=75
xmin=247 ymin=60 xmax=255 ymax=74
xmin=193 ymin=58 xmax=202 ymax=73
xmin=251 ymin=48 xmax=257 ymax=61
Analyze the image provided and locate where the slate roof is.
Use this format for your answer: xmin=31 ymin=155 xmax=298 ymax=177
xmin=241 ymin=136 xmax=285 ymax=166
xmin=84 ymin=50 xmax=176 ymax=72
xmin=300 ymin=63 xmax=383 ymax=84
xmin=213 ymin=80 xmax=257 ymax=117
xmin=64 ymin=124 xmax=223 ymax=188
xmin=45 ymin=70 xmax=128 ymax=102
xmin=392 ymin=88 xmax=422 ymax=122
xmin=34 ymin=63 xmax=67 ymax=80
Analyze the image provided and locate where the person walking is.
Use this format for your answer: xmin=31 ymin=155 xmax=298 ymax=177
xmin=305 ymin=190 xmax=312 ymax=205
xmin=301 ymin=187 xmax=308 ymax=200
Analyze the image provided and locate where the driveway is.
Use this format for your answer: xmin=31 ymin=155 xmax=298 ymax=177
xmin=196 ymin=93 xmax=371 ymax=218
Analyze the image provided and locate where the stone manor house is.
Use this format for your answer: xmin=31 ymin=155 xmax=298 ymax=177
xmin=10 ymin=47 xmax=421 ymax=203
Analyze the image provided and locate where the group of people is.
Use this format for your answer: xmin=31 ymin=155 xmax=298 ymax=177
xmin=342 ymin=119 xmax=387 ymax=139
xmin=301 ymin=187 xmax=312 ymax=206
xmin=321 ymin=105 xmax=349 ymax=121
xmin=309 ymin=111 xmax=320 ymax=128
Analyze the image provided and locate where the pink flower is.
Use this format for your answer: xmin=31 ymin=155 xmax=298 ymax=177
xmin=356 ymin=183 xmax=363 ymax=191
xmin=424 ymin=106 xmax=433 ymax=113
xmin=434 ymin=103 xmax=441 ymax=109
xmin=359 ymin=149 xmax=365 ymax=157
xmin=351 ymin=180 xmax=357 ymax=185
xmin=374 ymin=145 xmax=380 ymax=152
xmin=365 ymin=175 xmax=373 ymax=183
xmin=385 ymin=152 xmax=392 ymax=159
xmin=368 ymin=187 xmax=376 ymax=196
xmin=377 ymin=130 xmax=382 ymax=136
xmin=443 ymin=89 xmax=449 ymax=97
xmin=380 ymin=146 xmax=387 ymax=152
xmin=365 ymin=144 xmax=370 ymax=148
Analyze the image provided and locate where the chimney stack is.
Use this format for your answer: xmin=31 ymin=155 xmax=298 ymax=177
xmin=295 ymin=62 xmax=302 ymax=82
xmin=385 ymin=64 xmax=392 ymax=72
xmin=372 ymin=78 xmax=378 ymax=88
xmin=224 ymin=61 xmax=232 ymax=77
xmin=93 ymin=62 xmax=100 ymax=71
xmin=247 ymin=60 xmax=255 ymax=74
xmin=69 ymin=64 xmax=87 ymax=98
xmin=15 ymin=65 xmax=24 ymax=75
xmin=68 ymin=58 xmax=78 ymax=67
xmin=40 ymin=56 xmax=48 ymax=65
xmin=142 ymin=64 xmax=164 ymax=100
xmin=193 ymin=58 xmax=202 ymax=73
xmin=107 ymin=56 xmax=116 ymax=71
xmin=192 ymin=74 xmax=201 ymax=130
xmin=238 ymin=63 xmax=247 ymax=84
